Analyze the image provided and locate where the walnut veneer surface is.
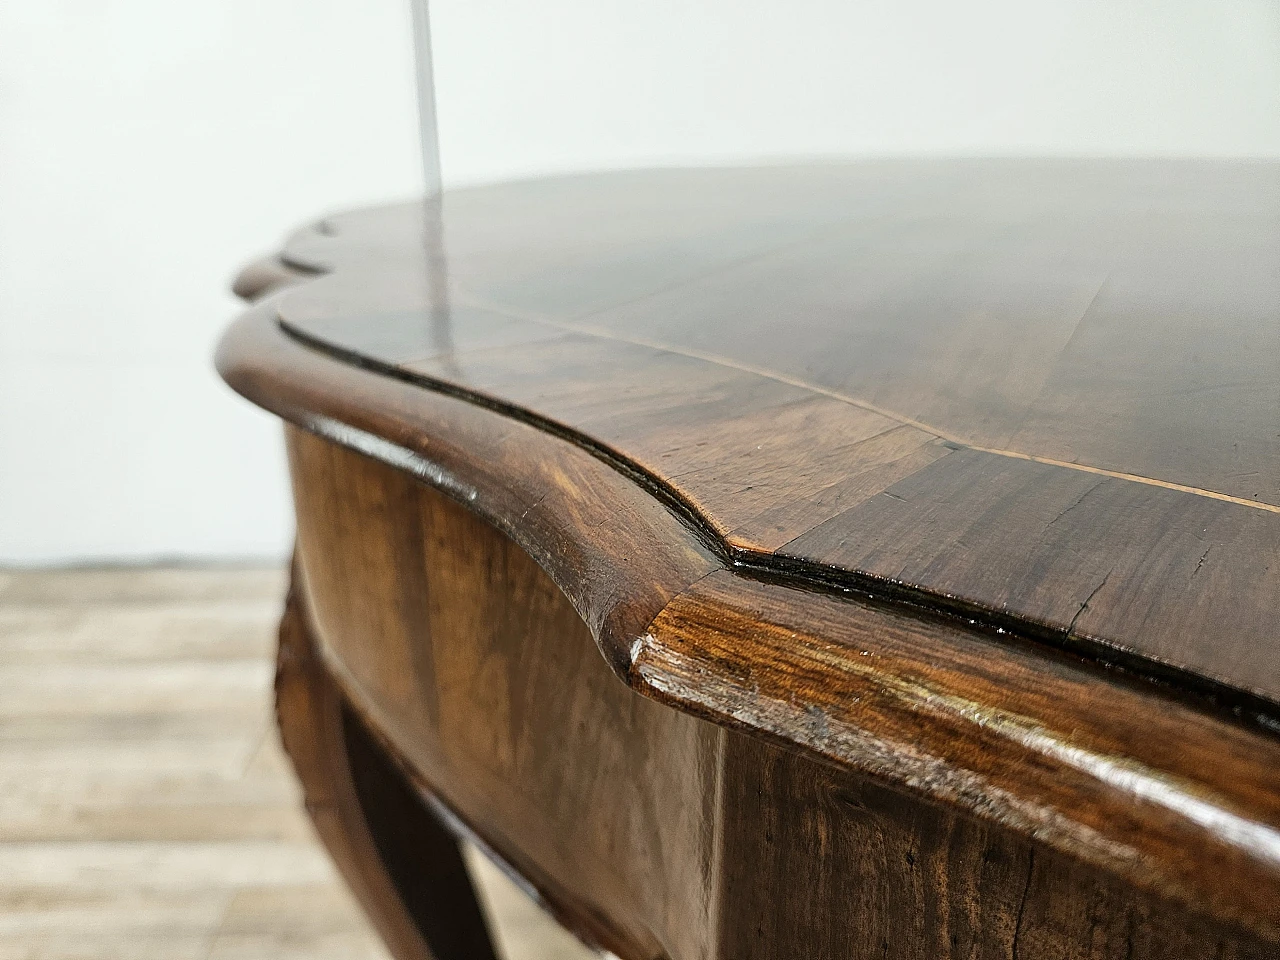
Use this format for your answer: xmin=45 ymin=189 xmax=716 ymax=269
xmin=218 ymin=161 xmax=1280 ymax=959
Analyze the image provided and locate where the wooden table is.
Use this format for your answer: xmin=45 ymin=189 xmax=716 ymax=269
xmin=218 ymin=161 xmax=1280 ymax=960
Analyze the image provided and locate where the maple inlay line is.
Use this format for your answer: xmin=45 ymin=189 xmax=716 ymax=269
xmin=454 ymin=292 xmax=1280 ymax=518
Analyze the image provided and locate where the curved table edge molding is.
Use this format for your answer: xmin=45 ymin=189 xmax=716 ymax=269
xmin=219 ymin=281 xmax=1280 ymax=944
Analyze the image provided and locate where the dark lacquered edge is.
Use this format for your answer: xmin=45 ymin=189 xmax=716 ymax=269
xmin=219 ymin=248 xmax=1280 ymax=943
xmin=278 ymin=295 xmax=1280 ymax=732
xmin=217 ymin=298 xmax=719 ymax=674
xmin=274 ymin=213 xmax=1280 ymax=730
xmin=642 ymin=573 xmax=1280 ymax=941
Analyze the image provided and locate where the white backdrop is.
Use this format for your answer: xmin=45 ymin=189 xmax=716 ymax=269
xmin=3 ymin=0 xmax=1279 ymax=564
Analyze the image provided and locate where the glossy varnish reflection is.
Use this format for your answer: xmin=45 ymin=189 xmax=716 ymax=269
xmin=272 ymin=161 xmax=1280 ymax=708
xmin=284 ymin=425 xmax=1280 ymax=959
xmin=219 ymin=160 xmax=1280 ymax=958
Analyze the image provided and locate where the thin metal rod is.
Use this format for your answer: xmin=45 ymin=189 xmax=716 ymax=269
xmin=409 ymin=0 xmax=442 ymax=200
xmin=408 ymin=1 xmax=455 ymax=369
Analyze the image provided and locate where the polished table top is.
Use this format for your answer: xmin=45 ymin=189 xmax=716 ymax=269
xmin=275 ymin=160 xmax=1279 ymax=709
xmin=220 ymin=160 xmax=1280 ymax=948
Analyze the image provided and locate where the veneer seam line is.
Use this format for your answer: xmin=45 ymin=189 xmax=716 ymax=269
xmin=272 ymin=316 xmax=1280 ymax=732
xmin=449 ymin=292 xmax=1280 ymax=517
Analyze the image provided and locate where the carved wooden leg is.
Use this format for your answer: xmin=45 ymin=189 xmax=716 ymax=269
xmin=275 ymin=568 xmax=500 ymax=960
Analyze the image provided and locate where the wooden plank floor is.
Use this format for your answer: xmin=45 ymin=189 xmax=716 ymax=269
xmin=0 ymin=567 xmax=594 ymax=960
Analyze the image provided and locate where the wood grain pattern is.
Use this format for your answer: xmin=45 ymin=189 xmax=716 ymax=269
xmin=287 ymin=429 xmax=723 ymax=960
xmin=216 ymin=283 xmax=1280 ymax=944
xmin=264 ymin=162 xmax=1280 ymax=710
xmin=642 ymin=571 xmax=1280 ymax=938
xmin=283 ymin=432 xmax=1277 ymax=958
xmin=0 ymin=566 xmax=394 ymax=960
xmin=219 ymin=302 xmax=718 ymax=673
xmin=275 ymin=570 xmax=498 ymax=960
xmin=216 ymin=162 xmax=1280 ymax=956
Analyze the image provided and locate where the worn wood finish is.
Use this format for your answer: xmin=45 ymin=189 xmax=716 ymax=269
xmin=220 ymin=299 xmax=717 ymax=672
xmin=217 ymin=161 xmax=1280 ymax=957
xmin=286 ymin=426 xmax=721 ymax=960
xmin=282 ymin=431 xmax=1275 ymax=958
xmin=270 ymin=162 xmax=1280 ymax=710
xmin=643 ymin=572 xmax=1280 ymax=937
xmin=275 ymin=571 xmax=499 ymax=960
xmin=220 ymin=309 xmax=1280 ymax=915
